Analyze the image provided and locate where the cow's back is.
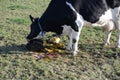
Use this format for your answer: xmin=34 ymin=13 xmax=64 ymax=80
xmin=40 ymin=0 xmax=76 ymax=27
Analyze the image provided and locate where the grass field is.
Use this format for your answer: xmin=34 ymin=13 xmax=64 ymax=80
xmin=0 ymin=0 xmax=120 ymax=80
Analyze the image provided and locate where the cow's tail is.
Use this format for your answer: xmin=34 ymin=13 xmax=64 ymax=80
xmin=66 ymin=1 xmax=77 ymax=13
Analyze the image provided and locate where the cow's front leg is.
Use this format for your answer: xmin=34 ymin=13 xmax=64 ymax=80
xmin=71 ymin=28 xmax=82 ymax=56
xmin=66 ymin=33 xmax=72 ymax=51
xmin=71 ymin=16 xmax=84 ymax=56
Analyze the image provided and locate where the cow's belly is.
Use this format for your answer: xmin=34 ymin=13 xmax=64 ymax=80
xmin=85 ymin=7 xmax=119 ymax=27
xmin=83 ymin=9 xmax=113 ymax=27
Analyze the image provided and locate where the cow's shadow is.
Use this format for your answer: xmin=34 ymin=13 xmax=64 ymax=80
xmin=0 ymin=44 xmax=27 ymax=54
xmin=0 ymin=42 xmax=107 ymax=54
xmin=78 ymin=43 xmax=120 ymax=58
xmin=78 ymin=43 xmax=104 ymax=52
xmin=0 ymin=42 xmax=119 ymax=58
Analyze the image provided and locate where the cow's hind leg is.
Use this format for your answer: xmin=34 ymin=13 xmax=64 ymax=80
xmin=100 ymin=20 xmax=114 ymax=46
xmin=117 ymin=30 xmax=120 ymax=48
xmin=104 ymin=31 xmax=112 ymax=46
xmin=115 ymin=11 xmax=120 ymax=48
xmin=116 ymin=28 xmax=120 ymax=48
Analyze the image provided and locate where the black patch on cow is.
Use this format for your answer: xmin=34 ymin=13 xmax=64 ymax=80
xmin=67 ymin=0 xmax=120 ymax=23
xmin=73 ymin=38 xmax=77 ymax=43
xmin=40 ymin=0 xmax=78 ymax=35
xmin=67 ymin=0 xmax=109 ymax=23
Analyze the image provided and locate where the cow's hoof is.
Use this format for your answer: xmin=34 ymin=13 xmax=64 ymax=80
xmin=71 ymin=51 xmax=78 ymax=56
xmin=104 ymin=43 xmax=108 ymax=46
xmin=104 ymin=42 xmax=110 ymax=46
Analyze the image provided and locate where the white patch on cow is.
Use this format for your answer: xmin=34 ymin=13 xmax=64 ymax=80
xmin=92 ymin=9 xmax=113 ymax=27
xmin=66 ymin=1 xmax=84 ymax=56
xmin=103 ymin=7 xmax=120 ymax=47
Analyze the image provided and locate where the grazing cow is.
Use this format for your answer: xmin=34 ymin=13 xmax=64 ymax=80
xmin=27 ymin=0 xmax=120 ymax=56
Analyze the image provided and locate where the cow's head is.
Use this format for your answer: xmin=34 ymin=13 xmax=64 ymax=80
xmin=27 ymin=15 xmax=41 ymax=41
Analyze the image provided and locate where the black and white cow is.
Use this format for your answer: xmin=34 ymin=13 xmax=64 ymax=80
xmin=27 ymin=0 xmax=120 ymax=56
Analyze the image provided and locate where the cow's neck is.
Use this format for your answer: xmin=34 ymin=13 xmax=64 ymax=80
xmin=40 ymin=20 xmax=63 ymax=35
xmin=36 ymin=18 xmax=45 ymax=37
xmin=45 ymin=25 xmax=63 ymax=35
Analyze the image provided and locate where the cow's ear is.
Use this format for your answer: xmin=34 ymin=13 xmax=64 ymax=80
xmin=29 ymin=15 xmax=34 ymax=22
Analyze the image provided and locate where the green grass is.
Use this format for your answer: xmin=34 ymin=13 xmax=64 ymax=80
xmin=0 ymin=0 xmax=120 ymax=80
